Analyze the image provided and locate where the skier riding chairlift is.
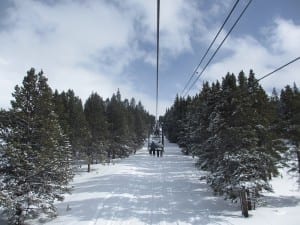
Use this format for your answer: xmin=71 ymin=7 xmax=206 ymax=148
xmin=150 ymin=141 xmax=156 ymax=155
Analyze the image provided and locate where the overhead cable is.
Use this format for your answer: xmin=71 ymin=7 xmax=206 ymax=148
xmin=257 ymin=57 xmax=300 ymax=82
xmin=183 ymin=0 xmax=253 ymax=97
xmin=181 ymin=0 xmax=240 ymax=95
xmin=156 ymin=0 xmax=160 ymax=121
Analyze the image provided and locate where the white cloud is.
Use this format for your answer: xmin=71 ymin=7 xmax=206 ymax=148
xmin=269 ymin=18 xmax=300 ymax=56
xmin=191 ymin=17 xmax=300 ymax=94
xmin=126 ymin=0 xmax=203 ymax=58
xmin=206 ymin=0 xmax=233 ymax=17
xmin=0 ymin=0 xmax=205 ymax=115
xmin=1 ymin=0 xmax=299 ymax=116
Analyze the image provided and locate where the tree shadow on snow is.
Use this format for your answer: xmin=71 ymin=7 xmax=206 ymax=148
xmin=0 ymin=217 xmax=8 ymax=225
xmin=34 ymin=144 xmax=246 ymax=224
xmin=262 ymin=195 xmax=300 ymax=208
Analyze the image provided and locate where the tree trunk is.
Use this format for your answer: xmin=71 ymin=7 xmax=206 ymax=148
xmin=296 ymin=143 xmax=300 ymax=174
xmin=107 ymin=150 xmax=111 ymax=164
xmin=162 ymin=129 xmax=164 ymax=147
xmin=15 ymin=204 xmax=25 ymax=225
xmin=87 ymin=157 xmax=91 ymax=173
xmin=240 ymin=188 xmax=249 ymax=217
xmin=246 ymin=189 xmax=252 ymax=210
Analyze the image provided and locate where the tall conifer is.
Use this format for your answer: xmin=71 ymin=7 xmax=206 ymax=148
xmin=0 ymin=68 xmax=73 ymax=224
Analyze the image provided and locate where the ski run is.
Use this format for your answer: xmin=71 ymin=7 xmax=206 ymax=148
xmin=17 ymin=140 xmax=300 ymax=225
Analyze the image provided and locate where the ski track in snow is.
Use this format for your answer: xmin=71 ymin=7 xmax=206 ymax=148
xmin=20 ymin=140 xmax=300 ymax=225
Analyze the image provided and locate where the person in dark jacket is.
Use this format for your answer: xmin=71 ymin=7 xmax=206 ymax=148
xmin=150 ymin=141 xmax=156 ymax=155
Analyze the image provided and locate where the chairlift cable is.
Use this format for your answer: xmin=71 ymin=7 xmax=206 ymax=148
xmin=183 ymin=0 xmax=253 ymax=97
xmin=181 ymin=0 xmax=240 ymax=96
xmin=257 ymin=57 xmax=300 ymax=82
xmin=155 ymin=0 xmax=160 ymax=121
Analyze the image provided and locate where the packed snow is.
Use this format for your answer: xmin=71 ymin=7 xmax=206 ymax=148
xmin=2 ymin=139 xmax=300 ymax=225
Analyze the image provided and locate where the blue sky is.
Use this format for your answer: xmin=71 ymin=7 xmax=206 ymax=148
xmin=0 ymin=0 xmax=299 ymax=115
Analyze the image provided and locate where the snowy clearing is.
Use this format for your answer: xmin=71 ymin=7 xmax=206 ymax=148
xmin=12 ymin=140 xmax=300 ymax=225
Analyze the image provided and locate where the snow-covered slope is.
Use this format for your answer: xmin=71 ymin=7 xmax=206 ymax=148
xmin=9 ymin=140 xmax=300 ymax=224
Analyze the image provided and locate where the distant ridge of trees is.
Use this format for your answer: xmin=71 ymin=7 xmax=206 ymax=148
xmin=163 ymin=70 xmax=300 ymax=217
xmin=0 ymin=68 xmax=154 ymax=224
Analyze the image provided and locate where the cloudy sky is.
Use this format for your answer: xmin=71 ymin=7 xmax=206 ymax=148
xmin=0 ymin=0 xmax=299 ymax=115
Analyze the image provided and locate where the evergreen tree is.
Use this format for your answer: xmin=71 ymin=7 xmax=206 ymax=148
xmin=280 ymin=85 xmax=300 ymax=172
xmin=269 ymin=88 xmax=281 ymax=134
xmin=84 ymin=92 xmax=108 ymax=171
xmin=164 ymin=94 xmax=188 ymax=144
xmin=0 ymin=68 xmax=73 ymax=225
xmin=163 ymin=70 xmax=282 ymax=217
xmin=133 ymin=100 xmax=151 ymax=148
xmin=53 ymin=90 xmax=90 ymax=159
xmin=106 ymin=92 xmax=129 ymax=159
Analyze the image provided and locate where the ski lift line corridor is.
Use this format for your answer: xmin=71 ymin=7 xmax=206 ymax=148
xmin=26 ymin=139 xmax=300 ymax=225
xmin=147 ymin=0 xmax=164 ymax=159
xmin=42 ymin=139 xmax=239 ymax=225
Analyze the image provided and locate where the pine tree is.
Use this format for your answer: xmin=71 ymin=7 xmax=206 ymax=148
xmin=0 ymin=68 xmax=73 ymax=225
xmin=53 ymin=90 xmax=90 ymax=161
xmin=84 ymin=92 xmax=108 ymax=171
xmin=280 ymin=85 xmax=300 ymax=172
xmin=206 ymin=72 xmax=279 ymax=215
xmin=164 ymin=94 xmax=189 ymax=144
xmin=106 ymin=92 xmax=129 ymax=159
xmin=163 ymin=70 xmax=282 ymax=217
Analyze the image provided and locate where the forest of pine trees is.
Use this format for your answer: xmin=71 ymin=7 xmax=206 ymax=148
xmin=163 ymin=70 xmax=300 ymax=217
xmin=1 ymin=68 xmax=299 ymax=223
xmin=0 ymin=68 xmax=153 ymax=224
